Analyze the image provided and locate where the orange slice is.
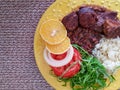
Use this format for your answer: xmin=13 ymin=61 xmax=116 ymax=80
xmin=46 ymin=37 xmax=70 ymax=54
xmin=40 ymin=19 xmax=67 ymax=45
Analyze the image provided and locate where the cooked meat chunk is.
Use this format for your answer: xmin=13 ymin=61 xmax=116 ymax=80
xmin=70 ymin=27 xmax=102 ymax=53
xmin=103 ymin=19 xmax=120 ymax=38
xmin=67 ymin=31 xmax=73 ymax=37
xmin=80 ymin=5 xmax=106 ymax=14
xmin=91 ymin=16 xmax=104 ymax=33
xmin=62 ymin=12 xmax=78 ymax=31
xmin=92 ymin=11 xmax=117 ymax=33
xmin=100 ymin=11 xmax=118 ymax=20
xmin=78 ymin=29 xmax=102 ymax=53
xmin=78 ymin=7 xmax=97 ymax=28
xmin=62 ymin=5 xmax=120 ymax=53
xmin=91 ymin=6 xmax=106 ymax=14
xmin=70 ymin=27 xmax=83 ymax=44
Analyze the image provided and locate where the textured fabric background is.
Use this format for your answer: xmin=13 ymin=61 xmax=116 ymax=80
xmin=0 ymin=0 xmax=55 ymax=90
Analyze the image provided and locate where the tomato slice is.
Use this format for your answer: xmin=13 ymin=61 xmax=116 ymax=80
xmin=51 ymin=48 xmax=82 ymax=78
xmin=50 ymin=52 xmax=67 ymax=60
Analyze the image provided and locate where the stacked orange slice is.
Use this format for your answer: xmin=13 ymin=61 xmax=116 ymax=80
xmin=40 ymin=19 xmax=70 ymax=54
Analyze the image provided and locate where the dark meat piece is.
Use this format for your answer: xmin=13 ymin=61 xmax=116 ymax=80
xmin=79 ymin=7 xmax=95 ymax=13
xmin=78 ymin=7 xmax=97 ymax=28
xmin=79 ymin=29 xmax=101 ymax=53
xmin=74 ymin=27 xmax=83 ymax=37
xmin=91 ymin=6 xmax=106 ymax=14
xmin=70 ymin=27 xmax=83 ymax=44
xmin=69 ymin=28 xmax=102 ymax=53
xmin=100 ymin=11 xmax=117 ymax=20
xmin=91 ymin=16 xmax=104 ymax=33
xmin=80 ymin=5 xmax=107 ymax=14
xmin=62 ymin=12 xmax=78 ymax=31
xmin=92 ymin=11 xmax=118 ymax=33
xmin=103 ymin=19 xmax=120 ymax=38
xmin=62 ymin=5 xmax=120 ymax=53
xmin=67 ymin=31 xmax=73 ymax=37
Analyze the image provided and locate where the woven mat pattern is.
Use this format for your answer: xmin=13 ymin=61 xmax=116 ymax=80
xmin=0 ymin=0 xmax=55 ymax=90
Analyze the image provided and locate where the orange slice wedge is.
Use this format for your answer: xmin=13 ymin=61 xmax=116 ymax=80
xmin=40 ymin=19 xmax=67 ymax=45
xmin=46 ymin=37 xmax=70 ymax=54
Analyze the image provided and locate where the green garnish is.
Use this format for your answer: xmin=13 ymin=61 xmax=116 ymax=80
xmin=50 ymin=44 xmax=115 ymax=90
xmin=71 ymin=44 xmax=115 ymax=90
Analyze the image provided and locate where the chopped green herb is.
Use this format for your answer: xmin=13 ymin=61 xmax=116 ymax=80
xmin=50 ymin=44 xmax=115 ymax=90
xmin=72 ymin=44 xmax=115 ymax=90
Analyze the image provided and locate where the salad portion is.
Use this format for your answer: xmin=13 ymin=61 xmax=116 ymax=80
xmin=39 ymin=19 xmax=114 ymax=90
xmin=39 ymin=4 xmax=120 ymax=90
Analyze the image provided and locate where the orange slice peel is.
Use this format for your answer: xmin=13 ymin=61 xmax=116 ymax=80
xmin=40 ymin=19 xmax=67 ymax=45
xmin=46 ymin=37 xmax=71 ymax=54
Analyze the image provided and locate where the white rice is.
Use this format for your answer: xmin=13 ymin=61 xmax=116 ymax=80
xmin=92 ymin=37 xmax=120 ymax=74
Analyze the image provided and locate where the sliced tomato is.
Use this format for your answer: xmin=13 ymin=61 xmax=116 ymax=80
xmin=51 ymin=66 xmax=64 ymax=76
xmin=51 ymin=48 xmax=82 ymax=78
xmin=50 ymin=52 xmax=67 ymax=60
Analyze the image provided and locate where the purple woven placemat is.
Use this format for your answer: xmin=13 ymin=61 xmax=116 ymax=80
xmin=0 ymin=0 xmax=55 ymax=90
